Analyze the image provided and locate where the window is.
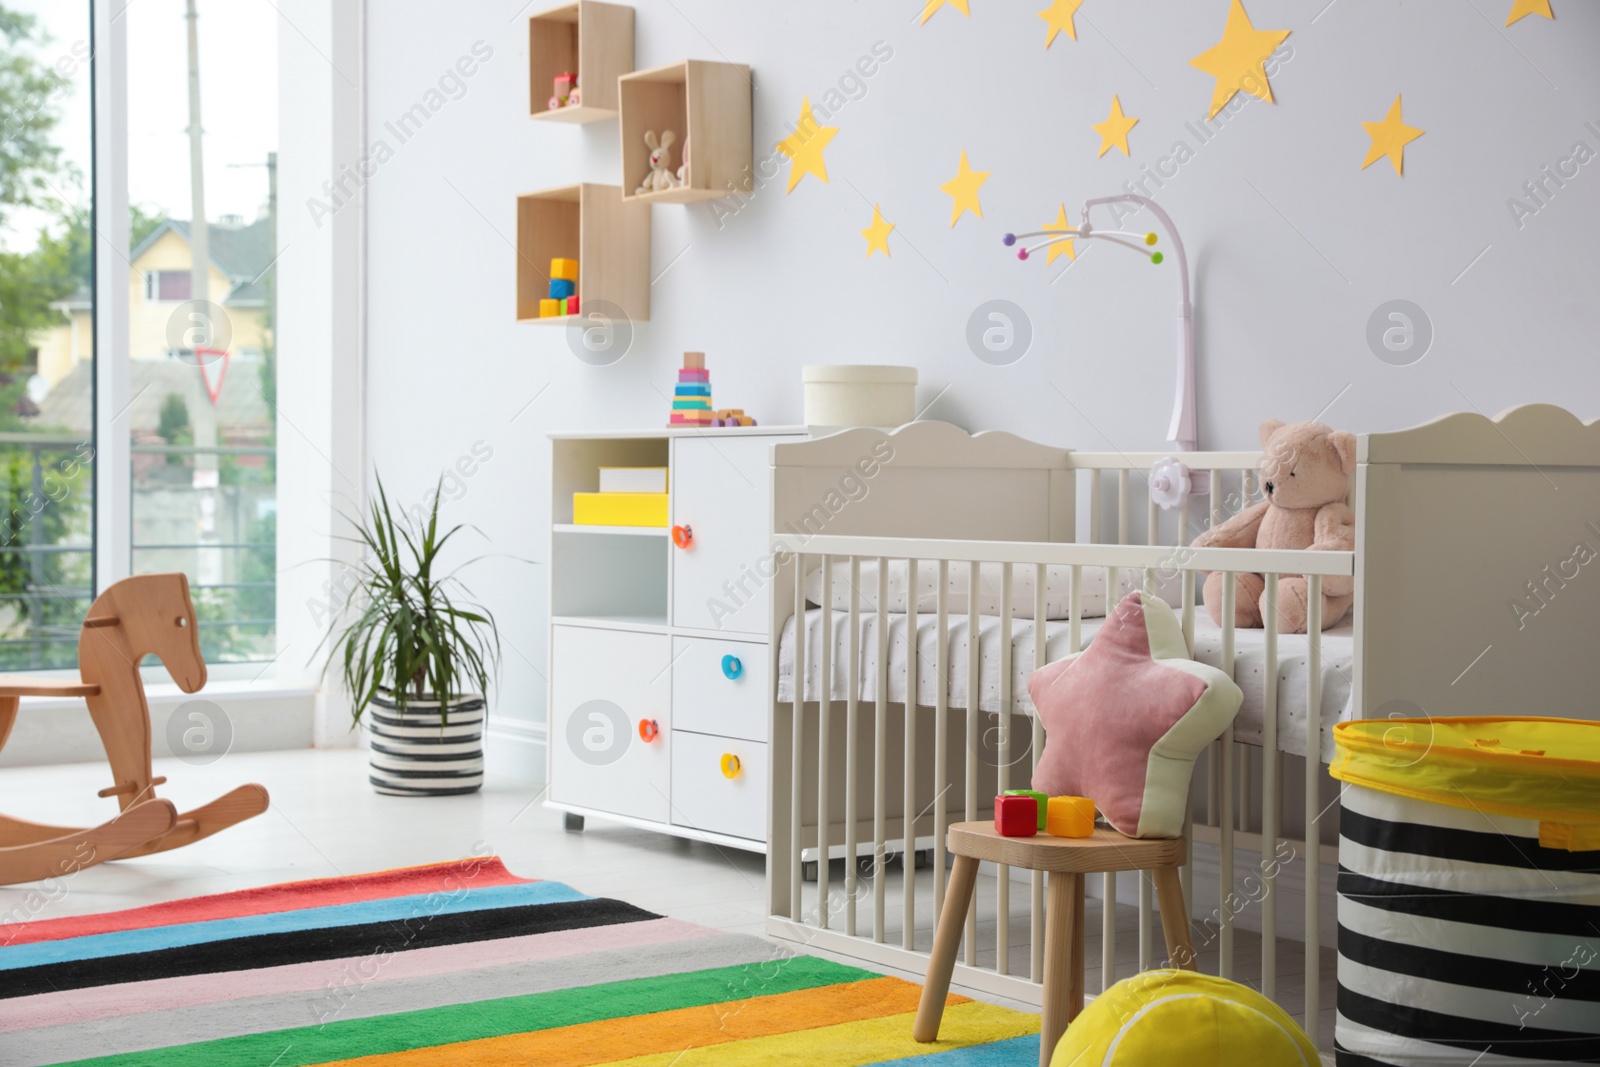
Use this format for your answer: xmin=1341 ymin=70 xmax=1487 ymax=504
xmin=126 ymin=0 xmax=279 ymax=665
xmin=0 ymin=2 xmax=280 ymax=672
xmin=142 ymin=269 xmax=191 ymax=303
xmin=0 ymin=1 xmax=96 ymax=669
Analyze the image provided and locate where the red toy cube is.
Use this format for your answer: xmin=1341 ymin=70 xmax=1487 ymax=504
xmin=994 ymin=794 xmax=1038 ymax=837
xmin=566 ymin=295 xmax=579 ymax=314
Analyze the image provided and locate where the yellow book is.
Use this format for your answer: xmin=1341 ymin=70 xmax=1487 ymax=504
xmin=572 ymin=492 xmax=669 ymax=528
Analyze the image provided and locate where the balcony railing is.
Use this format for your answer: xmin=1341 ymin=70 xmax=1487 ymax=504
xmin=0 ymin=433 xmax=275 ymax=671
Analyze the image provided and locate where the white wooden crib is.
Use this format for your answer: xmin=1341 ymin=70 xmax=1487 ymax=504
xmin=763 ymin=405 xmax=1600 ymax=1055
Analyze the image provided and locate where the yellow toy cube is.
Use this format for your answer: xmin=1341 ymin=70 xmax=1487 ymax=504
xmin=1046 ymin=795 xmax=1095 ymax=838
xmin=540 ymin=298 xmax=563 ymax=318
xmin=550 ymin=258 xmax=578 ymax=281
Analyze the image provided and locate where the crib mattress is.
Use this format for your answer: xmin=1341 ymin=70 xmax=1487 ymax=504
xmin=776 ymin=609 xmax=1353 ymax=762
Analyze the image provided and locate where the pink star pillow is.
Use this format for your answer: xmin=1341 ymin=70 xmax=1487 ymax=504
xmin=1028 ymin=592 xmax=1243 ymax=839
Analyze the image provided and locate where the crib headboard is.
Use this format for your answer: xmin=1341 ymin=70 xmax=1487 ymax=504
xmin=770 ymin=422 xmax=1076 ymax=547
xmin=1353 ymin=403 xmax=1600 ymax=723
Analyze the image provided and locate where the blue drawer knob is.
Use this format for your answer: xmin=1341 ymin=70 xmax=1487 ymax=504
xmin=721 ymin=654 xmax=743 ymax=680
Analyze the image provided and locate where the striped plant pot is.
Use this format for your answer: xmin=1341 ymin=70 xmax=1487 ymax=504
xmin=1334 ymin=783 xmax=1600 ymax=1066
xmin=365 ymin=691 xmax=485 ymax=796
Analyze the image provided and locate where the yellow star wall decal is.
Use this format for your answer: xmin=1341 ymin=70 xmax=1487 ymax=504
xmin=919 ymin=0 xmax=970 ymax=25
xmin=861 ymin=205 xmax=894 ymax=258
xmin=775 ymin=97 xmax=838 ymax=193
xmin=1506 ymin=0 xmax=1553 ymax=24
xmin=1189 ymin=0 xmax=1290 ymax=120
xmin=1043 ymin=205 xmax=1077 ymax=263
xmin=941 ymin=150 xmax=989 ymax=226
xmin=1362 ymin=95 xmax=1423 ymax=175
xmin=1039 ymin=0 xmax=1082 ymax=47
xmin=1093 ymin=95 xmax=1138 ymax=157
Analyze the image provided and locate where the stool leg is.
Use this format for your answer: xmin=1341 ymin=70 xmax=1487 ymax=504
xmin=1153 ymin=866 xmax=1195 ymax=969
xmin=914 ymin=853 xmax=980 ymax=1042
xmin=1041 ymin=870 xmax=1084 ymax=1067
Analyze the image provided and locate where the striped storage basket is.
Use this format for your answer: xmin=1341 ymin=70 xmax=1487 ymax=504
xmin=1330 ymin=717 xmax=1600 ymax=1066
xmin=365 ymin=691 xmax=485 ymax=796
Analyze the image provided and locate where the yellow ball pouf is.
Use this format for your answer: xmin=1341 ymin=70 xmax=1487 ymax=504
xmin=1050 ymin=970 xmax=1318 ymax=1066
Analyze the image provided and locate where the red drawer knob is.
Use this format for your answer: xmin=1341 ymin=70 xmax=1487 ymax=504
xmin=671 ymin=524 xmax=693 ymax=549
xmin=638 ymin=719 xmax=660 ymax=743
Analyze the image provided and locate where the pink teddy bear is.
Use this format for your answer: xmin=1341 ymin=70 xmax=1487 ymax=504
xmin=1190 ymin=419 xmax=1356 ymax=633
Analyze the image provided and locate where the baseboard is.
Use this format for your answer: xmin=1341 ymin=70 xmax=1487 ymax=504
xmin=486 ymin=717 xmax=546 ymax=784
xmin=0 ymin=682 xmax=316 ymax=767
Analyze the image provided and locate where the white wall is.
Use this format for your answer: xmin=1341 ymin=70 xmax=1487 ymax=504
xmin=362 ymin=1 xmax=1600 ymax=779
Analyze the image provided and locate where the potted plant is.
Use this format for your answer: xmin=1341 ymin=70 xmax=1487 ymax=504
xmin=320 ymin=478 xmax=500 ymax=796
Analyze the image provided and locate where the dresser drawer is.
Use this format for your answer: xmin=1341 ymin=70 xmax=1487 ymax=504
xmin=670 ymin=731 xmax=767 ymax=842
xmin=670 ymin=436 xmax=773 ymax=635
xmin=548 ymin=626 xmax=670 ymax=823
xmin=671 ymin=636 xmax=767 ymax=742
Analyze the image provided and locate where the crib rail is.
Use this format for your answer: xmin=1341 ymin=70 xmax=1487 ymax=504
xmin=767 ymin=530 xmax=1353 ymax=1051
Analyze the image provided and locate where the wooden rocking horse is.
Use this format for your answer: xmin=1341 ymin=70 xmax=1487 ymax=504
xmin=0 ymin=574 xmax=269 ymax=887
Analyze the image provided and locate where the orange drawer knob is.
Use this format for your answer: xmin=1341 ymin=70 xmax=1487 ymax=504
xmin=671 ymin=524 xmax=694 ymax=549
xmin=637 ymin=719 xmax=660 ymax=743
xmin=1046 ymin=795 xmax=1096 ymax=838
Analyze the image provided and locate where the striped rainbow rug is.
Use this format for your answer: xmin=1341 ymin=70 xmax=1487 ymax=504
xmin=0 ymin=857 xmax=1040 ymax=1066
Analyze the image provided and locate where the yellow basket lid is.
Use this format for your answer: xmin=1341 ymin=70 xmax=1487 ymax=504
xmin=1331 ymin=718 xmax=1600 ymax=829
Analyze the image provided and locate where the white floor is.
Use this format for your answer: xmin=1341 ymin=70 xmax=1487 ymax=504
xmin=0 ymin=748 xmax=1335 ymax=1048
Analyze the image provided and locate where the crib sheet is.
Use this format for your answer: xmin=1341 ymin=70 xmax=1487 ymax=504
xmin=775 ymin=609 xmax=1354 ymax=761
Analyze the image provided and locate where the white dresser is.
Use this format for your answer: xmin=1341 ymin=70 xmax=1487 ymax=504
xmin=545 ymin=427 xmax=806 ymax=851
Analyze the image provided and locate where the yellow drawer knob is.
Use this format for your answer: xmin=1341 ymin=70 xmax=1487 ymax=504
xmin=720 ymin=753 xmax=741 ymax=779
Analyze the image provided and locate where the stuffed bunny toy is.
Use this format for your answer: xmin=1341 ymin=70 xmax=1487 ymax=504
xmin=637 ymin=130 xmax=683 ymax=195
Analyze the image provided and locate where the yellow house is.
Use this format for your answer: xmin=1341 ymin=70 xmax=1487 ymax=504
xmin=36 ymin=216 xmax=272 ymax=390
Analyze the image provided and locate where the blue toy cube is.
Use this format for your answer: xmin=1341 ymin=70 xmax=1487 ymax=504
xmin=549 ymin=278 xmax=576 ymax=300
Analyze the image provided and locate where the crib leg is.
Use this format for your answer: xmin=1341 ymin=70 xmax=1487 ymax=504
xmin=913 ymin=853 xmax=979 ymax=1043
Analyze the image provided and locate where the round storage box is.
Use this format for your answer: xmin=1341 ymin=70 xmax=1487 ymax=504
xmin=1329 ymin=717 xmax=1600 ymax=1067
xmin=802 ymin=365 xmax=917 ymax=428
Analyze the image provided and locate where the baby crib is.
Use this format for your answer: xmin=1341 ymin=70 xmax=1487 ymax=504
xmin=763 ymin=405 xmax=1600 ymax=1055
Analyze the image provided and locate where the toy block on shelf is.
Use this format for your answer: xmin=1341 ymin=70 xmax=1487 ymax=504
xmin=516 ymin=184 xmax=648 ymax=323
xmin=540 ymin=298 xmax=563 ymax=317
xmin=677 ymin=368 xmax=709 ymax=382
xmin=549 ymin=278 xmax=576 ymax=300
xmin=554 ymin=72 xmax=577 ymax=100
xmin=566 ymin=295 xmax=580 ymax=314
xmin=1003 ymin=788 xmax=1050 ymax=831
xmin=674 ymin=382 xmax=711 ymax=397
xmin=683 ymin=351 xmax=705 ymax=370
xmin=994 ymin=795 xmax=1038 ymax=837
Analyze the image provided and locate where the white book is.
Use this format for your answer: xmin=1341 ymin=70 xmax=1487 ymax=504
xmin=598 ymin=467 xmax=668 ymax=494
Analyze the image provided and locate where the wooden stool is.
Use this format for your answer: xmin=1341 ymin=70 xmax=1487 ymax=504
xmin=913 ymin=822 xmax=1194 ymax=1067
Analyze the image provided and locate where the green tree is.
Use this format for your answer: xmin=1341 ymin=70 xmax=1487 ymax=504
xmin=0 ymin=8 xmax=65 ymax=228
xmin=157 ymin=392 xmax=193 ymax=465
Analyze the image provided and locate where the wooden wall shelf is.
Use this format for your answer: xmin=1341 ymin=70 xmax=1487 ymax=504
xmin=528 ymin=1 xmax=634 ymax=124
xmin=619 ymin=60 xmax=752 ymax=204
xmin=516 ymin=183 xmax=650 ymax=324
